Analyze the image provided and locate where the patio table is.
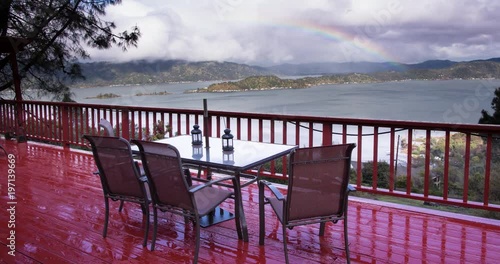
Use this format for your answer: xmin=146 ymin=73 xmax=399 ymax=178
xmin=132 ymin=135 xmax=297 ymax=242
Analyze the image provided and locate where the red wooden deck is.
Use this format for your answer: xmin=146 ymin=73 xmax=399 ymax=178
xmin=1 ymin=138 xmax=500 ymax=263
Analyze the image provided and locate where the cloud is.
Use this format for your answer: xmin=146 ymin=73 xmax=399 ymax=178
xmin=86 ymin=0 xmax=500 ymax=65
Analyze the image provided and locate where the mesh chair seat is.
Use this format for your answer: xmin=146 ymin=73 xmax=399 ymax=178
xmin=194 ymin=187 xmax=233 ymax=216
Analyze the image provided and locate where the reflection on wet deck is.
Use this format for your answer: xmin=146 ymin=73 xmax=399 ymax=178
xmin=1 ymin=139 xmax=500 ymax=263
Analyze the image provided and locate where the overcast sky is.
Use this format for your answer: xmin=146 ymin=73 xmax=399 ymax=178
xmin=87 ymin=0 xmax=500 ymax=66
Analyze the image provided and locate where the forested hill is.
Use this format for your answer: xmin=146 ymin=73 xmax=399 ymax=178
xmin=195 ymin=60 xmax=500 ymax=92
xmin=72 ymin=58 xmax=500 ymax=88
xmin=73 ymin=60 xmax=271 ymax=87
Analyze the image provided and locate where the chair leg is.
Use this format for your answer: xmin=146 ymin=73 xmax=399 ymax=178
xmin=151 ymin=207 xmax=158 ymax=251
xmin=319 ymin=222 xmax=326 ymax=236
xmin=184 ymin=168 xmax=193 ymax=187
xmin=103 ymin=197 xmax=110 ymax=238
xmin=184 ymin=210 xmax=190 ymax=223
xmin=140 ymin=203 xmax=147 ymax=215
xmin=344 ymin=218 xmax=351 ymax=264
xmin=194 ymin=221 xmax=201 ymax=264
xmin=118 ymin=200 xmax=124 ymax=212
xmin=143 ymin=202 xmax=150 ymax=247
xmin=258 ymin=182 xmax=265 ymax=245
xmin=282 ymin=224 xmax=289 ymax=264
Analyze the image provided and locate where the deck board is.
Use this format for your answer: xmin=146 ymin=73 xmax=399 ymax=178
xmin=1 ymin=138 xmax=500 ymax=263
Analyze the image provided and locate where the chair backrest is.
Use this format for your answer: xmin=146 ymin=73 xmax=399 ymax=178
xmin=84 ymin=135 xmax=144 ymax=198
xmin=286 ymin=143 xmax=356 ymax=222
xmin=99 ymin=119 xmax=114 ymax=136
xmin=132 ymin=140 xmax=194 ymax=211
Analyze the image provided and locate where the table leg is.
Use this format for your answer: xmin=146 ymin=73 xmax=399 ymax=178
xmin=234 ymin=172 xmax=248 ymax=242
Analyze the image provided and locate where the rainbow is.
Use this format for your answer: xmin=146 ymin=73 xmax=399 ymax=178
xmin=239 ymin=18 xmax=402 ymax=66
xmin=284 ymin=19 xmax=401 ymax=64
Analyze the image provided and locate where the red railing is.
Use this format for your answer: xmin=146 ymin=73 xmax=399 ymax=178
xmin=2 ymin=99 xmax=500 ymax=211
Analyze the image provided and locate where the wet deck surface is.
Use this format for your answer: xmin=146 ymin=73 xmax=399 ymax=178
xmin=1 ymin=138 xmax=500 ymax=263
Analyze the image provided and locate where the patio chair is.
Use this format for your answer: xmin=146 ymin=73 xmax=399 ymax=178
xmin=259 ymin=143 xmax=356 ymax=264
xmin=132 ymin=140 xmax=240 ymax=263
xmin=83 ymin=135 xmax=150 ymax=247
xmin=99 ymin=118 xmax=114 ymax=136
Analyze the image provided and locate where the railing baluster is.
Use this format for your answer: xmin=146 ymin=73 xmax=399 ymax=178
xmin=168 ymin=112 xmax=173 ymax=137
xmin=373 ymin=127 xmax=379 ymax=190
xmin=270 ymin=119 xmax=275 ymax=144
xmin=406 ymin=129 xmax=413 ymax=195
xmin=236 ymin=117 xmax=241 ymax=140
xmin=390 ymin=128 xmax=395 ymax=192
xmin=463 ymin=133 xmax=471 ymax=203
xmin=295 ymin=121 xmax=300 ymax=146
xmin=259 ymin=119 xmax=263 ymax=142
xmin=357 ymin=125 xmax=363 ymax=188
xmin=186 ymin=113 xmax=189 ymax=135
xmin=309 ymin=122 xmax=313 ymax=147
xmin=115 ymin=108 xmax=120 ymax=137
xmin=147 ymin=111 xmax=151 ymax=139
xmin=247 ymin=118 xmax=252 ymax=141
xmin=342 ymin=124 xmax=347 ymax=144
xmin=216 ymin=116 xmax=221 ymax=137
xmin=282 ymin=119 xmax=287 ymax=145
xmin=444 ymin=131 xmax=450 ymax=200
xmin=424 ymin=130 xmax=431 ymax=198
xmin=138 ymin=110 xmax=143 ymax=140
xmin=484 ymin=134 xmax=492 ymax=206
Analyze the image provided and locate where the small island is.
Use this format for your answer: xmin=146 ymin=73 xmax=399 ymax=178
xmin=187 ymin=74 xmax=377 ymax=93
xmin=188 ymin=60 xmax=500 ymax=93
xmin=85 ymin=93 xmax=121 ymax=99
xmin=135 ymin=91 xmax=170 ymax=96
xmin=188 ymin=74 xmax=379 ymax=93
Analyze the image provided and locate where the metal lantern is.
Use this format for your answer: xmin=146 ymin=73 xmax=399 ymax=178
xmin=222 ymin=128 xmax=234 ymax=151
xmin=191 ymin=124 xmax=203 ymax=145
xmin=192 ymin=145 xmax=203 ymax=160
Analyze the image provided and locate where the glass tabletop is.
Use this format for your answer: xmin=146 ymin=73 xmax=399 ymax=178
xmin=143 ymin=135 xmax=297 ymax=171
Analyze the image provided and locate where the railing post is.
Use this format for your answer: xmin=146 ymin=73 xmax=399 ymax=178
xmin=322 ymin=122 xmax=332 ymax=146
xmin=61 ymin=104 xmax=70 ymax=148
xmin=121 ymin=108 xmax=130 ymax=140
xmin=14 ymin=100 xmax=26 ymax=142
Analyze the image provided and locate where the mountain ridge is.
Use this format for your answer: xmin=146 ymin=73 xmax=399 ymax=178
xmin=72 ymin=57 xmax=500 ymax=87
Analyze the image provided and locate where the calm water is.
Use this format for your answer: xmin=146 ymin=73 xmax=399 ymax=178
xmin=72 ymin=79 xmax=500 ymax=124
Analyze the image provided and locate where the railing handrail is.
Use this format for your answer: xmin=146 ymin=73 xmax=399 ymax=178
xmin=2 ymin=99 xmax=500 ymax=213
xmin=3 ymin=99 xmax=500 ymax=133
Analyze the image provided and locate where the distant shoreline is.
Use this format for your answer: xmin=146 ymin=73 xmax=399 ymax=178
xmin=185 ymin=75 xmax=500 ymax=94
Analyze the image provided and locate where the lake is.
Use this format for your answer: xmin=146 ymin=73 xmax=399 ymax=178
xmin=72 ymin=79 xmax=500 ymax=124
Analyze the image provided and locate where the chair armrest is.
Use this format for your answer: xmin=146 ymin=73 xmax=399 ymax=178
xmin=260 ymin=180 xmax=285 ymax=201
xmin=347 ymin=184 xmax=356 ymax=193
xmin=189 ymin=175 xmax=235 ymax=193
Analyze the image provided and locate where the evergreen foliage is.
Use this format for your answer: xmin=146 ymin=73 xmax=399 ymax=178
xmin=0 ymin=0 xmax=140 ymax=100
